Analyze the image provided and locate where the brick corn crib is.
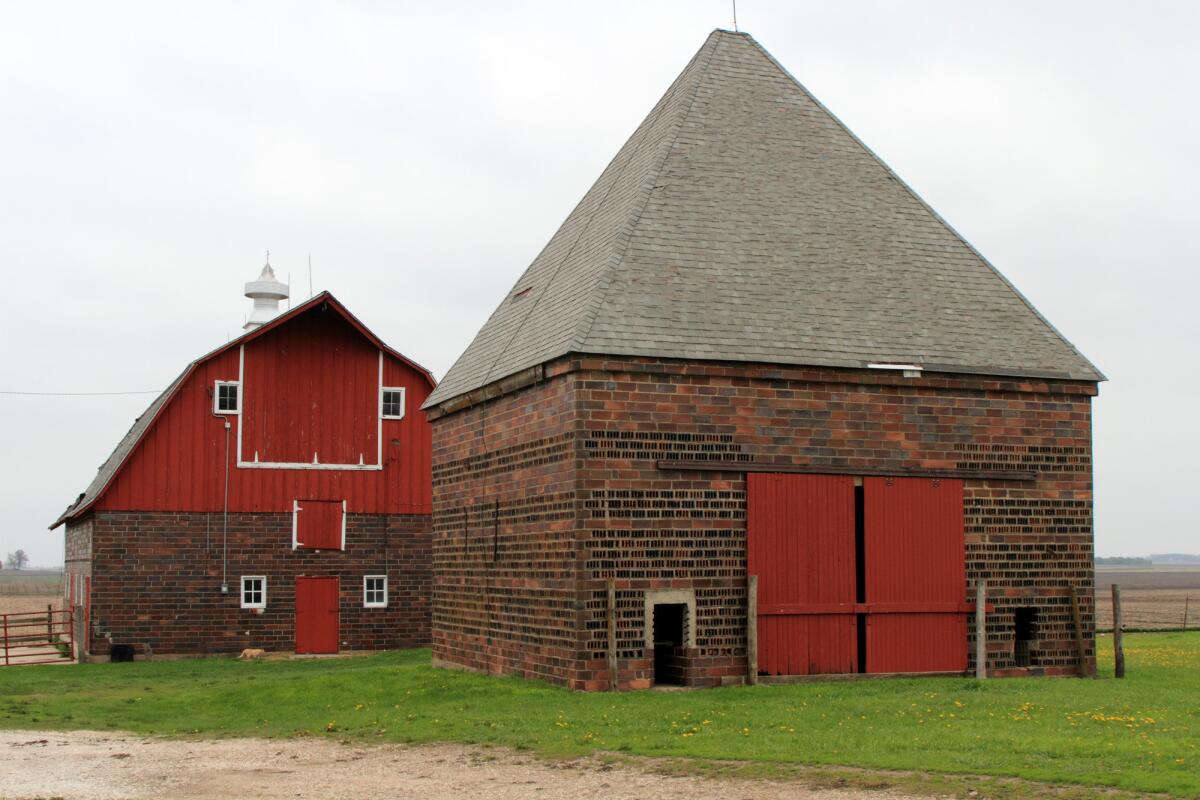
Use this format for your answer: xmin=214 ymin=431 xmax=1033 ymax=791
xmin=424 ymin=29 xmax=1101 ymax=689
xmin=429 ymin=354 xmax=1097 ymax=690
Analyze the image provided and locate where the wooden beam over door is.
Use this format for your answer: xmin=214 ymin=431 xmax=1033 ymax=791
xmin=656 ymin=460 xmax=1036 ymax=483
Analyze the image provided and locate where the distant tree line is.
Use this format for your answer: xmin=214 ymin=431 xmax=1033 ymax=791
xmin=4 ymin=549 xmax=30 ymax=570
xmin=1151 ymin=553 xmax=1200 ymax=565
xmin=1095 ymin=556 xmax=1152 ymax=566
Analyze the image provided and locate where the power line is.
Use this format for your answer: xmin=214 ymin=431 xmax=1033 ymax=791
xmin=0 ymin=389 xmax=162 ymax=397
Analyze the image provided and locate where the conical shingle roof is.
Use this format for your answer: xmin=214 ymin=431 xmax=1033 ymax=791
xmin=426 ymin=30 xmax=1101 ymax=407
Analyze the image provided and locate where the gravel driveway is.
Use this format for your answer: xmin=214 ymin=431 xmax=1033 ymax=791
xmin=0 ymin=730 xmax=932 ymax=800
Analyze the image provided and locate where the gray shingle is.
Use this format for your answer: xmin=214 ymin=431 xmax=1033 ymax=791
xmin=425 ymin=30 xmax=1102 ymax=408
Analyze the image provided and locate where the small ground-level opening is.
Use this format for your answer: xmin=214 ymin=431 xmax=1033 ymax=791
xmin=109 ymin=644 xmax=135 ymax=662
xmin=1014 ymin=607 xmax=1037 ymax=667
xmin=652 ymin=603 xmax=688 ymax=686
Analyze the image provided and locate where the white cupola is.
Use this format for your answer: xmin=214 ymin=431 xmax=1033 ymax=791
xmin=243 ymin=256 xmax=289 ymax=331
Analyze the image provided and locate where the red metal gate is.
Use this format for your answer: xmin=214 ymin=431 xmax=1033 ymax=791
xmin=748 ymin=473 xmax=968 ymax=676
xmin=747 ymin=473 xmax=857 ymax=675
xmin=863 ymin=477 xmax=967 ymax=673
xmin=1 ymin=608 xmax=74 ymax=666
xmin=295 ymin=577 xmax=339 ymax=654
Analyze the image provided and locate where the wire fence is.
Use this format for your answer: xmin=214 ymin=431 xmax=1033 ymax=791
xmin=1095 ymin=590 xmax=1194 ymax=633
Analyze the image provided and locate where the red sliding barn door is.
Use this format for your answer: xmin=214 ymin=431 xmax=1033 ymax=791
xmin=863 ymin=477 xmax=967 ymax=673
xmin=295 ymin=577 xmax=339 ymax=654
xmin=747 ymin=473 xmax=857 ymax=675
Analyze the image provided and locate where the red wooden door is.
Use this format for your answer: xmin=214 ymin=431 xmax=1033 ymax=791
xmin=747 ymin=473 xmax=857 ymax=675
xmin=863 ymin=477 xmax=967 ymax=673
xmin=295 ymin=500 xmax=344 ymax=550
xmin=295 ymin=577 xmax=339 ymax=654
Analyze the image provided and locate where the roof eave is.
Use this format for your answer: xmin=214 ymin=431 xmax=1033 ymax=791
xmin=421 ymin=347 xmax=1103 ymax=416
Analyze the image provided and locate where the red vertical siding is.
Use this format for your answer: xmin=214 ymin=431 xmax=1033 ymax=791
xmin=242 ymin=310 xmax=379 ymax=466
xmin=864 ymin=477 xmax=967 ymax=673
xmin=747 ymin=473 xmax=857 ymax=676
xmin=95 ymin=303 xmax=433 ymax=515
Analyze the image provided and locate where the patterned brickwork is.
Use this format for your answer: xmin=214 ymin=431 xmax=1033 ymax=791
xmin=430 ymin=374 xmax=583 ymax=686
xmin=430 ymin=354 xmax=1098 ymax=688
xmin=79 ymin=510 xmax=429 ymax=657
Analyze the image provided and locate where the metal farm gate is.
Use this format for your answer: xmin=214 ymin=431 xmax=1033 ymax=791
xmin=747 ymin=473 xmax=968 ymax=676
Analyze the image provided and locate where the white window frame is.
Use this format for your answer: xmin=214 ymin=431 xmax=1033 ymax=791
xmin=363 ymin=575 xmax=388 ymax=608
xmin=380 ymin=386 xmax=406 ymax=420
xmin=240 ymin=575 xmax=267 ymax=609
xmin=214 ymin=380 xmax=240 ymax=414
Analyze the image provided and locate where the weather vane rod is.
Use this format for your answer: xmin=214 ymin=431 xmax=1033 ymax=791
xmin=732 ymin=0 xmax=738 ymax=32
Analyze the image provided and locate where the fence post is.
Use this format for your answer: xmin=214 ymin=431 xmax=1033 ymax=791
xmin=3 ymin=614 xmax=8 ymax=666
xmin=1184 ymin=596 xmax=1190 ymax=631
xmin=1069 ymin=584 xmax=1091 ymax=677
xmin=606 ymin=580 xmax=618 ymax=691
xmin=1112 ymin=584 xmax=1125 ymax=678
xmin=975 ymin=579 xmax=987 ymax=679
xmin=73 ymin=605 xmax=85 ymax=664
xmin=747 ymin=574 xmax=758 ymax=685
xmin=47 ymin=604 xmax=53 ymax=641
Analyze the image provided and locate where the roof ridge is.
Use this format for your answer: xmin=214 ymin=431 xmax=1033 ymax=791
xmin=739 ymin=33 xmax=1105 ymax=381
xmin=569 ymin=32 xmax=723 ymax=353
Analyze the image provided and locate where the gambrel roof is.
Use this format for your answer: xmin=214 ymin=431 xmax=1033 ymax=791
xmin=51 ymin=292 xmax=435 ymax=529
xmin=426 ymin=29 xmax=1101 ymax=408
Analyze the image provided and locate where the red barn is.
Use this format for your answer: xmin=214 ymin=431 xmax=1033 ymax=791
xmin=52 ymin=281 xmax=434 ymax=659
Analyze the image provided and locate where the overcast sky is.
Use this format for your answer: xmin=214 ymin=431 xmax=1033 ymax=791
xmin=2 ymin=1 xmax=1196 ymax=567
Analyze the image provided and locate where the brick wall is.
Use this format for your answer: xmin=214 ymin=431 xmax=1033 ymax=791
xmin=86 ymin=511 xmax=430 ymax=656
xmin=430 ymin=366 xmax=581 ymax=685
xmin=64 ymin=516 xmax=93 ymax=611
xmin=430 ymin=354 xmax=1097 ymax=689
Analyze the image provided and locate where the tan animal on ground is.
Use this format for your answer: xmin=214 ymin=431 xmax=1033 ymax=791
xmin=238 ymin=648 xmax=266 ymax=660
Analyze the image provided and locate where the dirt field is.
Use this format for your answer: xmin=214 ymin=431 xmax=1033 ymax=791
xmin=0 ymin=570 xmax=62 ymax=618
xmin=0 ymin=593 xmax=61 ymax=617
xmin=0 ymin=730 xmax=931 ymax=800
xmin=0 ymin=574 xmax=62 ymax=616
xmin=1094 ymin=567 xmax=1200 ymax=631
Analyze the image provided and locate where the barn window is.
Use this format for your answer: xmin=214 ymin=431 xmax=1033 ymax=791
xmin=293 ymin=499 xmax=345 ymax=550
xmin=363 ymin=575 xmax=388 ymax=608
xmin=240 ymin=576 xmax=266 ymax=609
xmin=214 ymin=381 xmax=240 ymax=414
xmin=381 ymin=387 xmax=405 ymax=419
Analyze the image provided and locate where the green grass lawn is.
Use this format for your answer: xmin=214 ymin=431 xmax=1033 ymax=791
xmin=1 ymin=633 xmax=1196 ymax=797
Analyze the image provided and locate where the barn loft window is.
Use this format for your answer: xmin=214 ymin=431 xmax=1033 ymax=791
xmin=381 ymin=387 xmax=405 ymax=419
xmin=240 ymin=575 xmax=266 ymax=609
xmin=214 ymin=381 xmax=240 ymax=414
xmin=363 ymin=575 xmax=388 ymax=608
